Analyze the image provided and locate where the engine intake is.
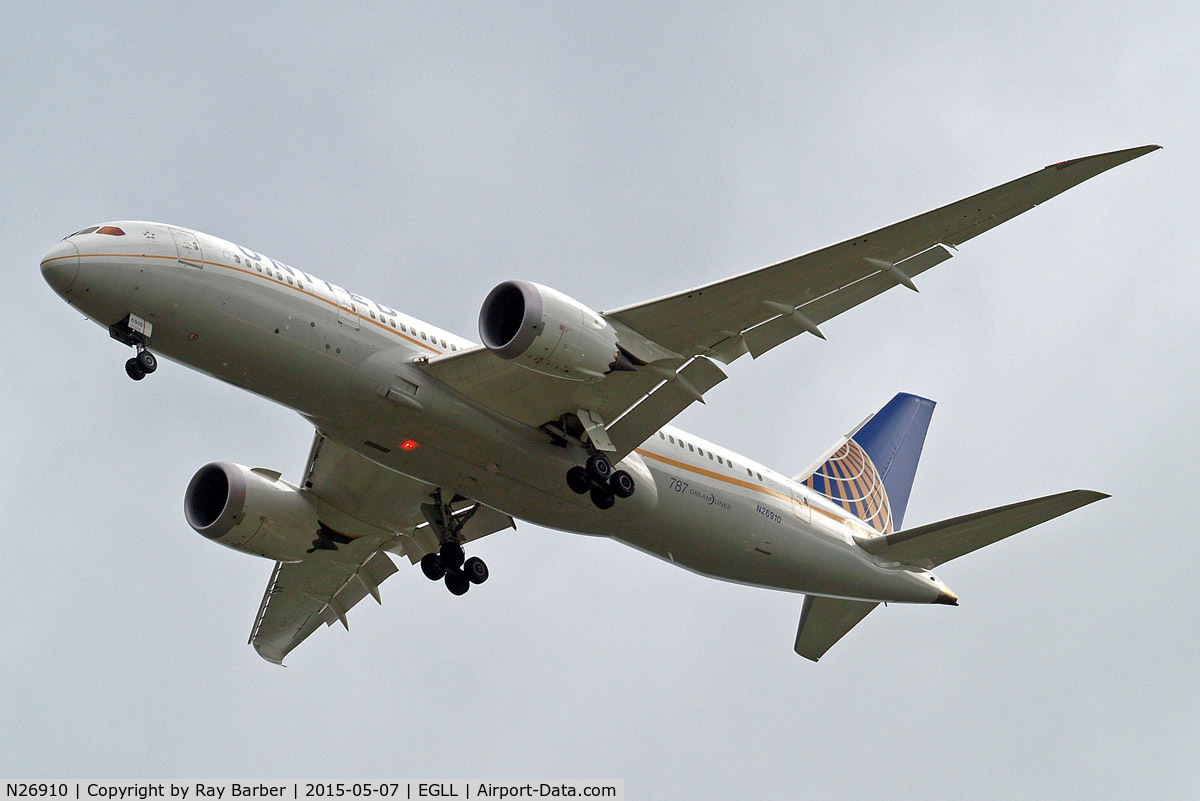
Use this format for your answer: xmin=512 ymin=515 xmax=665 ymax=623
xmin=184 ymin=462 xmax=319 ymax=562
xmin=479 ymin=280 xmax=625 ymax=382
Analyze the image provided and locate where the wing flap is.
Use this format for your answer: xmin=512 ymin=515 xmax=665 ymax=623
xmin=399 ymin=502 xmax=516 ymax=564
xmin=249 ymin=537 xmax=398 ymax=665
xmin=743 ymin=245 xmax=953 ymax=358
xmin=857 ymin=489 xmax=1108 ymax=569
xmin=606 ymin=357 xmax=727 ymax=458
xmin=794 ymin=595 xmax=879 ymax=662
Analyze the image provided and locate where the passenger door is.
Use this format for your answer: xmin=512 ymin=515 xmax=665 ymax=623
xmin=790 ymin=485 xmax=811 ymax=524
xmin=169 ymin=228 xmax=204 ymax=268
xmin=331 ymin=286 xmax=360 ymax=329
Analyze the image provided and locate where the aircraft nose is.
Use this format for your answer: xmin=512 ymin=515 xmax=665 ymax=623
xmin=41 ymin=239 xmax=80 ymax=295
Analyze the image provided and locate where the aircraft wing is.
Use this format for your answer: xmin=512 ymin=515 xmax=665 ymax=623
xmin=421 ymin=146 xmax=1157 ymax=457
xmin=299 ymin=432 xmax=516 ymax=562
xmin=605 ymin=145 xmax=1159 ymax=361
xmin=248 ymin=433 xmax=515 ymax=664
xmin=420 ymin=345 xmax=726 ymax=460
xmin=249 ymin=535 xmax=398 ymax=665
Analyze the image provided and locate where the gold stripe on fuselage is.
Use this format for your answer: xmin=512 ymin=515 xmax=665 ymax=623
xmin=635 ymin=446 xmax=866 ymax=532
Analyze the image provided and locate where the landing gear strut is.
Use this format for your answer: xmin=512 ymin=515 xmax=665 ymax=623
xmin=111 ymin=314 xmax=158 ymax=381
xmin=566 ymin=452 xmax=636 ymax=509
xmin=418 ymin=492 xmax=490 ymax=596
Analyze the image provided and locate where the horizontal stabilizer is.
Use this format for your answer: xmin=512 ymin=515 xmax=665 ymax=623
xmin=794 ymin=595 xmax=879 ymax=662
xmin=856 ymin=489 xmax=1108 ymax=569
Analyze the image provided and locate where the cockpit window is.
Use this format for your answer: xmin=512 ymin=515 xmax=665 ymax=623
xmin=68 ymin=226 xmax=99 ymax=237
xmin=96 ymin=226 xmax=125 ymax=236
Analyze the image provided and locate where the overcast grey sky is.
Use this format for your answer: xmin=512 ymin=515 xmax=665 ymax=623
xmin=4 ymin=2 xmax=1197 ymax=797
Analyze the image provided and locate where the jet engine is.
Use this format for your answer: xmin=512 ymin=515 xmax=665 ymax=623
xmin=479 ymin=280 xmax=634 ymax=381
xmin=184 ymin=462 xmax=319 ymax=562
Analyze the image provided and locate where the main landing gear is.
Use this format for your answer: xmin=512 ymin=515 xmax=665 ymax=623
xmin=419 ymin=491 xmax=489 ymax=596
xmin=420 ymin=543 xmax=489 ymax=596
xmin=566 ymin=452 xmax=635 ymax=510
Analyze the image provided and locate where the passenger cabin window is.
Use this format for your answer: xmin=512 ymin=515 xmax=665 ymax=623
xmin=687 ymin=444 xmax=694 ymax=452
xmin=658 ymin=432 xmax=665 ymax=440
xmin=286 ymin=276 xmax=294 ymax=285
xmin=421 ymin=332 xmax=428 ymax=340
xmin=668 ymin=435 xmax=675 ymax=444
xmin=440 ymin=339 xmax=447 ymax=348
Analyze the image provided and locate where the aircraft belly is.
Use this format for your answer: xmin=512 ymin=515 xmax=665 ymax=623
xmin=121 ymin=268 xmax=402 ymax=415
xmin=287 ymin=409 xmax=934 ymax=602
xmin=588 ymin=462 xmax=935 ymax=601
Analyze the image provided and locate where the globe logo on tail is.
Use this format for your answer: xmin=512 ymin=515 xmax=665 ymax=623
xmin=802 ymin=438 xmax=893 ymax=535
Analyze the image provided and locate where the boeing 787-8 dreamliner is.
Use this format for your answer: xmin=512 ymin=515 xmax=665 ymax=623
xmin=41 ymin=145 xmax=1158 ymax=663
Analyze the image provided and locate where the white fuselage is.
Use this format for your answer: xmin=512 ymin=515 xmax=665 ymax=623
xmin=42 ymin=222 xmax=951 ymax=605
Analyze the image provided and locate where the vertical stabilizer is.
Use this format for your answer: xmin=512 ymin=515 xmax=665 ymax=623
xmin=797 ymin=393 xmax=935 ymax=534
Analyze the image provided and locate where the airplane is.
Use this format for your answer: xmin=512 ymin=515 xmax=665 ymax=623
xmin=40 ymin=145 xmax=1158 ymax=664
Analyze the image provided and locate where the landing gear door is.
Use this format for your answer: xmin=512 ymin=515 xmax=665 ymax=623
xmin=170 ymin=228 xmax=204 ymax=268
xmin=332 ymin=286 xmax=360 ymax=329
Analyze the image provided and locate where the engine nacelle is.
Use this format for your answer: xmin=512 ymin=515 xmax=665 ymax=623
xmin=479 ymin=280 xmax=625 ymax=382
xmin=184 ymin=462 xmax=319 ymax=562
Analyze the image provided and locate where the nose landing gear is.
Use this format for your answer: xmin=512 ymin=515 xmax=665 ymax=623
xmin=418 ymin=492 xmax=490 ymax=596
xmin=110 ymin=313 xmax=158 ymax=381
xmin=566 ymin=452 xmax=636 ymax=510
xmin=124 ymin=349 xmax=158 ymax=381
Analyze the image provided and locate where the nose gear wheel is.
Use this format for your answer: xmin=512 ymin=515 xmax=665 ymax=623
xmin=125 ymin=358 xmax=146 ymax=381
xmin=111 ymin=314 xmax=158 ymax=381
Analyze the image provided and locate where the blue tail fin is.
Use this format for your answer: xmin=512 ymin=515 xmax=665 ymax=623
xmin=797 ymin=393 xmax=935 ymax=534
